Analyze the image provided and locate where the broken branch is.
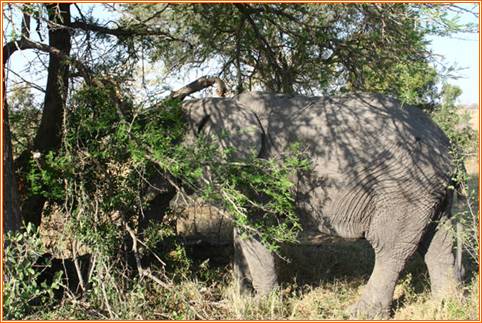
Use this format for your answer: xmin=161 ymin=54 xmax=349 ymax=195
xmin=170 ymin=76 xmax=227 ymax=101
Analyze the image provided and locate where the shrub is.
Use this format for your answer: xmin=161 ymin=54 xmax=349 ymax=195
xmin=3 ymin=224 xmax=62 ymax=319
xmin=432 ymin=83 xmax=478 ymax=266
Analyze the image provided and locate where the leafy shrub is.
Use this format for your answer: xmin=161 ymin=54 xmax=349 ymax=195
xmin=432 ymin=84 xmax=476 ymax=181
xmin=432 ymin=83 xmax=478 ymax=265
xmin=28 ymin=85 xmax=308 ymax=257
xmin=17 ymin=83 xmax=309 ymax=318
xmin=3 ymin=224 xmax=62 ymax=319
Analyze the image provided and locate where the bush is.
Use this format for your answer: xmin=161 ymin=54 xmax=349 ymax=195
xmin=431 ymin=83 xmax=478 ymax=266
xmin=13 ymin=83 xmax=310 ymax=318
xmin=27 ymin=85 xmax=308 ymax=257
xmin=3 ymin=224 xmax=62 ymax=319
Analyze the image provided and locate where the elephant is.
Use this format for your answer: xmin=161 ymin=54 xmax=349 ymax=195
xmin=181 ymin=91 xmax=462 ymax=318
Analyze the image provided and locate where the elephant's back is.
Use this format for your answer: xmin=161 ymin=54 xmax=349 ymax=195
xmin=240 ymin=92 xmax=453 ymax=217
xmin=241 ymin=92 xmax=452 ymax=180
xmin=185 ymin=91 xmax=453 ymax=183
xmin=184 ymin=92 xmax=453 ymax=237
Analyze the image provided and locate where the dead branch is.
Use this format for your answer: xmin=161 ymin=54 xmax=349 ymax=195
xmin=123 ymin=218 xmax=171 ymax=289
xmin=71 ymin=240 xmax=86 ymax=293
xmin=170 ymin=76 xmax=227 ymax=101
xmin=3 ymin=36 xmax=134 ymax=119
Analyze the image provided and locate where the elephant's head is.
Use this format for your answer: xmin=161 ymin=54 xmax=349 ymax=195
xmin=182 ymin=97 xmax=265 ymax=160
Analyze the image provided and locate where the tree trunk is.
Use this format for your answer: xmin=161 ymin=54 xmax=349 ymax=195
xmin=32 ymin=4 xmax=71 ymax=152
xmin=2 ymin=6 xmax=33 ymax=234
xmin=3 ymin=101 xmax=21 ymax=234
xmin=16 ymin=3 xmax=72 ymax=227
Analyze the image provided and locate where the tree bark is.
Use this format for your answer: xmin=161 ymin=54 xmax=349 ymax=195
xmin=235 ymin=4 xmax=294 ymax=94
xmin=3 ymin=101 xmax=21 ymax=234
xmin=2 ymin=5 xmax=34 ymax=233
xmin=16 ymin=4 xmax=72 ymax=227
xmin=170 ymin=76 xmax=227 ymax=100
xmin=33 ymin=4 xmax=71 ymax=152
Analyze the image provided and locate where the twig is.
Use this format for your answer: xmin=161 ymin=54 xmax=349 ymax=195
xmin=123 ymin=216 xmax=208 ymax=320
xmin=100 ymin=278 xmax=115 ymax=319
xmin=71 ymin=240 xmax=86 ymax=293
xmin=87 ymin=253 xmax=97 ymax=284
xmin=123 ymin=218 xmax=171 ymax=289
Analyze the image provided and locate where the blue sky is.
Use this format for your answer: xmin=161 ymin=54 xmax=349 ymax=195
xmin=429 ymin=33 xmax=479 ymax=105
xmin=427 ymin=4 xmax=479 ymax=106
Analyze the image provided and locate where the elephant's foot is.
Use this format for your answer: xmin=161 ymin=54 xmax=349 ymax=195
xmin=234 ymin=276 xmax=278 ymax=300
xmin=431 ymin=281 xmax=462 ymax=301
xmin=430 ymin=280 xmax=466 ymax=305
xmin=348 ymin=299 xmax=390 ymax=319
xmin=251 ymin=278 xmax=278 ymax=297
xmin=233 ymin=228 xmax=278 ymax=297
xmin=236 ymin=276 xmax=254 ymax=296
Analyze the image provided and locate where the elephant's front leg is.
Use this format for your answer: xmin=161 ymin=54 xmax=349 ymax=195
xmin=233 ymin=228 xmax=278 ymax=295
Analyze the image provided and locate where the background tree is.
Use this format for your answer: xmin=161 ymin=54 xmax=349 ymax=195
xmin=4 ymin=3 xmax=72 ymax=229
xmin=119 ymin=3 xmax=472 ymax=105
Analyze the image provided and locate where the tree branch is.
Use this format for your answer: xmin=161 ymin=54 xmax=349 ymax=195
xmin=234 ymin=4 xmax=289 ymax=92
xmin=21 ymin=6 xmax=31 ymax=39
xmin=67 ymin=20 xmax=192 ymax=46
xmin=3 ymin=37 xmax=92 ymax=82
xmin=3 ymin=37 xmax=133 ymax=120
xmin=170 ymin=76 xmax=227 ymax=101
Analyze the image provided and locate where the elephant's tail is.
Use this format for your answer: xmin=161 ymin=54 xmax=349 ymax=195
xmin=451 ymin=178 xmax=467 ymax=282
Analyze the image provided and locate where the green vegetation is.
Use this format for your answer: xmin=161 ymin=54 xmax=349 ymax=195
xmin=28 ymin=85 xmax=307 ymax=254
xmin=123 ymin=3 xmax=446 ymax=104
xmin=432 ymin=84 xmax=479 ymax=267
xmin=3 ymin=224 xmax=62 ymax=320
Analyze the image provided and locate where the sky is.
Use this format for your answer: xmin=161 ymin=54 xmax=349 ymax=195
xmin=4 ymin=3 xmax=480 ymax=106
xmin=429 ymin=34 xmax=478 ymax=106
xmin=426 ymin=4 xmax=479 ymax=106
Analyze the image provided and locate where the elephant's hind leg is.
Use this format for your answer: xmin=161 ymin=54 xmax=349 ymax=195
xmin=233 ymin=228 xmax=278 ymax=296
xmin=350 ymin=207 xmax=424 ymax=318
xmin=419 ymin=214 xmax=461 ymax=298
xmin=349 ymin=248 xmax=416 ymax=318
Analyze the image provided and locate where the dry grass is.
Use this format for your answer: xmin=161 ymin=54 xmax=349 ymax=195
xmin=164 ymin=269 xmax=479 ymax=320
xmin=393 ymin=276 xmax=479 ymax=320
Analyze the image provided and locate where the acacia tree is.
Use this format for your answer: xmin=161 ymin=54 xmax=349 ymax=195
xmin=120 ymin=3 xmax=475 ymax=103
xmin=3 ymin=3 xmax=153 ymax=230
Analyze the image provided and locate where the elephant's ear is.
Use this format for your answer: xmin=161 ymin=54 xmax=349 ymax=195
xmin=183 ymin=98 xmax=264 ymax=160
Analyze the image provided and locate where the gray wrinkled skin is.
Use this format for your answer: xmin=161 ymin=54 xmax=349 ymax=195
xmin=183 ymin=92 xmax=460 ymax=318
